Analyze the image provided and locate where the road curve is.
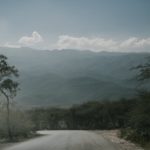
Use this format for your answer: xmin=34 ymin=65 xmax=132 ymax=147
xmin=3 ymin=130 xmax=119 ymax=150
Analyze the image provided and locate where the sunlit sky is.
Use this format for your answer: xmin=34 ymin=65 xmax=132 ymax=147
xmin=0 ymin=0 xmax=150 ymax=52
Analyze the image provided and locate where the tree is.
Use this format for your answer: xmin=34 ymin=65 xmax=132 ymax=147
xmin=135 ymin=57 xmax=150 ymax=81
xmin=128 ymin=58 xmax=150 ymax=143
xmin=0 ymin=55 xmax=19 ymax=140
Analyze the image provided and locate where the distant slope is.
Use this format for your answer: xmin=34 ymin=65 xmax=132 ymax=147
xmin=0 ymin=47 xmax=149 ymax=106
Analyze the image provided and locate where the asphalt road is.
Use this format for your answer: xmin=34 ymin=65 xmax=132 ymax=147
xmin=3 ymin=130 xmax=119 ymax=150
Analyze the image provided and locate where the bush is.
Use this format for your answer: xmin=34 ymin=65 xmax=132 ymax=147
xmin=121 ymin=91 xmax=150 ymax=145
xmin=0 ymin=109 xmax=34 ymax=141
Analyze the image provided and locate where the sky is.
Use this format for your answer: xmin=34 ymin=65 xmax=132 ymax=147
xmin=0 ymin=0 xmax=150 ymax=52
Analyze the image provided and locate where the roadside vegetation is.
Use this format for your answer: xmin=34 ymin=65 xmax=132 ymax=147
xmin=28 ymin=94 xmax=150 ymax=147
xmin=121 ymin=58 xmax=150 ymax=148
xmin=0 ymin=54 xmax=149 ymax=149
xmin=0 ymin=55 xmax=34 ymax=142
xmin=28 ymin=57 xmax=150 ymax=148
xmin=0 ymin=108 xmax=34 ymax=142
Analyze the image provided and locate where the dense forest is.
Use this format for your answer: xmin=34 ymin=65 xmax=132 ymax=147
xmin=29 ymin=99 xmax=135 ymax=130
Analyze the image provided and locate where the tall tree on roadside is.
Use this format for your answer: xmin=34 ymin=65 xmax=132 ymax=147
xmin=0 ymin=55 xmax=19 ymax=140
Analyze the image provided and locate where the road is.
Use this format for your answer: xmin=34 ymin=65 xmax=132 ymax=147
xmin=3 ymin=130 xmax=120 ymax=150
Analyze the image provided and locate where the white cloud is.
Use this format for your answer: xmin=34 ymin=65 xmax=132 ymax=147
xmin=18 ymin=31 xmax=43 ymax=46
xmin=1 ymin=33 xmax=150 ymax=52
xmin=55 ymin=35 xmax=150 ymax=52
xmin=56 ymin=35 xmax=117 ymax=52
xmin=0 ymin=31 xmax=44 ymax=49
xmin=120 ymin=37 xmax=139 ymax=48
xmin=120 ymin=37 xmax=150 ymax=48
xmin=3 ymin=42 xmax=21 ymax=48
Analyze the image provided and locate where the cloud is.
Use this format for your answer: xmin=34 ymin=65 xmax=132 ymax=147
xmin=56 ymin=35 xmax=150 ymax=52
xmin=3 ymin=42 xmax=21 ymax=48
xmin=18 ymin=31 xmax=43 ymax=46
xmin=1 ymin=33 xmax=150 ymax=52
xmin=120 ymin=37 xmax=150 ymax=48
xmin=56 ymin=35 xmax=117 ymax=52
xmin=0 ymin=31 xmax=44 ymax=49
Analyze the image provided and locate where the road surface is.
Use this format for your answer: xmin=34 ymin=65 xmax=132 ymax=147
xmin=3 ymin=130 xmax=120 ymax=150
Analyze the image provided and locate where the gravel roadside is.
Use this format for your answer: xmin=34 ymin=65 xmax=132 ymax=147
xmin=0 ymin=130 xmax=144 ymax=150
xmin=0 ymin=143 xmax=15 ymax=150
xmin=96 ymin=130 xmax=144 ymax=150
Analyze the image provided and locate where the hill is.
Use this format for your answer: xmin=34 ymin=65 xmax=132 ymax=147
xmin=0 ymin=47 xmax=149 ymax=107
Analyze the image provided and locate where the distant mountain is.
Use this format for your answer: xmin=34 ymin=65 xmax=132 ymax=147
xmin=0 ymin=47 xmax=149 ymax=107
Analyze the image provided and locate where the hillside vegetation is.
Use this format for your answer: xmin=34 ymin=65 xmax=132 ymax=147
xmin=0 ymin=47 xmax=149 ymax=106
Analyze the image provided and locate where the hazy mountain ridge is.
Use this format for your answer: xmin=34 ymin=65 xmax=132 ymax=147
xmin=0 ymin=47 xmax=149 ymax=106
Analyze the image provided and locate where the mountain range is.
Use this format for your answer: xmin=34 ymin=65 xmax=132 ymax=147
xmin=0 ymin=47 xmax=149 ymax=107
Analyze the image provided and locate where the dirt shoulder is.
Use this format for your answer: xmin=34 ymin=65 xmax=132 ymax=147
xmin=0 ymin=133 xmax=41 ymax=150
xmin=0 ymin=130 xmax=145 ymax=150
xmin=0 ymin=143 xmax=16 ymax=150
xmin=96 ymin=130 xmax=144 ymax=150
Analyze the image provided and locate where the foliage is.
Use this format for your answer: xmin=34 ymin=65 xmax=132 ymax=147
xmin=122 ymin=91 xmax=150 ymax=144
xmin=29 ymin=99 xmax=136 ymax=130
xmin=121 ymin=58 xmax=150 ymax=145
xmin=0 ymin=109 xmax=34 ymax=141
xmin=134 ymin=57 xmax=150 ymax=81
xmin=0 ymin=55 xmax=19 ymax=95
xmin=0 ymin=54 xmax=34 ymax=141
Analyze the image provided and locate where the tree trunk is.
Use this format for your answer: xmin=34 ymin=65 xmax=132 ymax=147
xmin=0 ymin=89 xmax=13 ymax=140
xmin=6 ymin=95 xmax=13 ymax=141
